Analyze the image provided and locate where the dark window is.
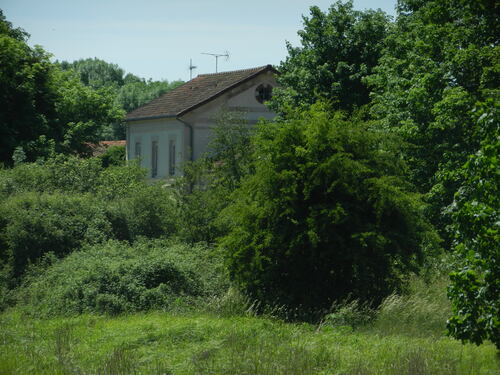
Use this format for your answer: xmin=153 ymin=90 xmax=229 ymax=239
xmin=255 ymin=84 xmax=273 ymax=104
xmin=151 ymin=141 xmax=158 ymax=178
xmin=135 ymin=142 xmax=141 ymax=158
xmin=169 ymin=139 xmax=176 ymax=176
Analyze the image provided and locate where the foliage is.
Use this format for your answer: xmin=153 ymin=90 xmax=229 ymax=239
xmin=0 ymin=13 xmax=125 ymax=164
xmin=115 ymin=78 xmax=184 ymax=113
xmin=206 ymin=110 xmax=255 ymax=190
xmin=447 ymin=99 xmax=499 ymax=348
xmin=59 ymin=57 xmax=184 ymax=140
xmin=220 ymin=104 xmax=438 ymax=311
xmin=0 ymin=10 xmax=58 ymax=164
xmin=174 ymin=111 xmax=254 ymax=244
xmin=271 ymin=1 xmax=390 ymax=113
xmin=98 ymin=145 xmax=125 ymax=168
xmin=0 ymin=308 xmax=498 ymax=375
xmin=59 ymin=57 xmax=126 ymax=89
xmin=367 ymin=0 xmax=499 ymax=246
xmin=53 ymin=69 xmax=124 ymax=155
xmin=0 ymin=155 xmax=103 ymax=195
xmin=0 ymin=156 xmax=177 ymax=291
xmin=0 ymin=192 xmax=112 ymax=278
xmin=16 ymin=240 xmax=226 ymax=316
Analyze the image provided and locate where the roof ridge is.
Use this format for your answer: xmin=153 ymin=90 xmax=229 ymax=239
xmin=197 ymin=64 xmax=271 ymax=77
xmin=126 ymin=64 xmax=277 ymax=121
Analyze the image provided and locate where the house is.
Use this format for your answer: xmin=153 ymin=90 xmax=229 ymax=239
xmin=125 ymin=65 xmax=278 ymax=178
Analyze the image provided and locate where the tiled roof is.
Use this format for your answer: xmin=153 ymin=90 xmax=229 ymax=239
xmin=89 ymin=140 xmax=126 ymax=156
xmin=101 ymin=140 xmax=126 ymax=147
xmin=126 ymin=65 xmax=277 ymax=121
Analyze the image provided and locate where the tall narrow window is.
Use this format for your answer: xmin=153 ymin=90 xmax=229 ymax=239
xmin=135 ymin=141 xmax=141 ymax=158
xmin=169 ymin=139 xmax=176 ymax=176
xmin=151 ymin=141 xmax=158 ymax=178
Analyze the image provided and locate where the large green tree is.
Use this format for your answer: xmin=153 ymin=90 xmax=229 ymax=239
xmin=59 ymin=57 xmax=126 ymax=89
xmin=0 ymin=10 xmax=57 ymax=163
xmin=447 ymin=99 xmax=499 ymax=348
xmin=367 ymin=0 xmax=499 ymax=245
xmin=0 ymin=11 xmax=124 ymax=163
xmin=272 ymin=1 xmax=390 ymax=113
xmin=59 ymin=57 xmax=183 ymax=139
xmin=220 ymin=104 xmax=438 ymax=312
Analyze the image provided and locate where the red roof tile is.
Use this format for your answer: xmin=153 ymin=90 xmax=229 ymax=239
xmin=126 ymin=65 xmax=277 ymax=121
xmin=101 ymin=140 xmax=126 ymax=147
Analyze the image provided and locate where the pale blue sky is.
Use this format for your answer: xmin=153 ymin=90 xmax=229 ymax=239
xmin=1 ymin=0 xmax=397 ymax=81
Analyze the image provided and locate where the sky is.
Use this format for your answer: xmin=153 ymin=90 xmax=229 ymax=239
xmin=1 ymin=0 xmax=397 ymax=82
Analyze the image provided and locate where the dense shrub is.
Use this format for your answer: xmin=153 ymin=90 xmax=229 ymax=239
xmin=0 ymin=192 xmax=112 ymax=277
xmin=0 ymin=155 xmax=103 ymax=195
xmin=0 ymin=157 xmax=178 ymax=296
xmin=98 ymin=145 xmax=126 ymax=168
xmin=16 ymin=240 xmax=227 ymax=316
xmin=221 ymin=105 xmax=440 ymax=312
xmin=105 ymin=185 xmax=178 ymax=241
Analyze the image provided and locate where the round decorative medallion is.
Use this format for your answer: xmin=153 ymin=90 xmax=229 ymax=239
xmin=255 ymin=84 xmax=273 ymax=103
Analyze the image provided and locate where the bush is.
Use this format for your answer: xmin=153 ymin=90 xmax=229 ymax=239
xmin=0 ymin=158 xmax=178 ymax=287
xmin=0 ymin=192 xmax=113 ymax=278
xmin=16 ymin=240 xmax=228 ymax=316
xmin=98 ymin=145 xmax=125 ymax=168
xmin=220 ymin=105 xmax=440 ymax=313
xmin=0 ymin=155 xmax=103 ymax=195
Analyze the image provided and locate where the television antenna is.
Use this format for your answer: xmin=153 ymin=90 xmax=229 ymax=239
xmin=201 ymin=51 xmax=229 ymax=73
xmin=188 ymin=58 xmax=197 ymax=80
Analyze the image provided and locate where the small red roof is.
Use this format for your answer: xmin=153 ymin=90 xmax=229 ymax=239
xmin=126 ymin=65 xmax=277 ymax=121
xmin=101 ymin=140 xmax=126 ymax=147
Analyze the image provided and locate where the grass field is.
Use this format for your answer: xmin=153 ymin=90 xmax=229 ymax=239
xmin=0 ymin=309 xmax=498 ymax=375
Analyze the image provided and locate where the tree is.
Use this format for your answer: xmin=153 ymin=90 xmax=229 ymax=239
xmin=367 ymin=0 xmax=499 ymax=246
xmin=115 ymin=79 xmax=184 ymax=113
xmin=447 ymin=99 xmax=499 ymax=348
xmin=271 ymin=1 xmax=390 ymax=113
xmin=174 ymin=110 xmax=253 ymax=243
xmin=0 ymin=11 xmax=125 ymax=163
xmin=0 ymin=10 xmax=58 ymax=163
xmin=58 ymin=58 xmax=184 ymax=140
xmin=59 ymin=57 xmax=126 ymax=89
xmin=220 ymin=104 xmax=438 ymax=312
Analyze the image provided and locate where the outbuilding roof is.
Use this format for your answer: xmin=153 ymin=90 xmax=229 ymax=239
xmin=125 ymin=65 xmax=277 ymax=121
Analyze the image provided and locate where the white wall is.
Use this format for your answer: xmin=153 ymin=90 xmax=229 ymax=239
xmin=182 ymin=70 xmax=278 ymax=160
xmin=126 ymin=70 xmax=278 ymax=176
xmin=127 ymin=118 xmax=184 ymax=179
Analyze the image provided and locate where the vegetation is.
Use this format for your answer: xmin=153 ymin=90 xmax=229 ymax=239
xmin=59 ymin=58 xmax=184 ymax=139
xmin=0 ymin=0 xmax=498 ymax=373
xmin=0 ymin=156 xmax=177 ymax=299
xmin=1 ymin=278 xmax=498 ymax=375
xmin=15 ymin=240 xmax=226 ymax=316
xmin=220 ymin=105 xmax=438 ymax=312
xmin=272 ymin=1 xmax=390 ymax=113
xmin=0 ymin=10 xmax=183 ymax=165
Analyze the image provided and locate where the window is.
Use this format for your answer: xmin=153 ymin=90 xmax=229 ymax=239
xmin=169 ymin=139 xmax=176 ymax=176
xmin=135 ymin=141 xmax=141 ymax=158
xmin=151 ymin=141 xmax=158 ymax=178
xmin=255 ymin=84 xmax=273 ymax=103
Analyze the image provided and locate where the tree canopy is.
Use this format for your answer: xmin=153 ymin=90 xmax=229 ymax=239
xmin=272 ymin=1 xmax=390 ymax=113
xmin=0 ymin=11 xmax=125 ymax=163
xmin=220 ymin=105 xmax=438 ymax=312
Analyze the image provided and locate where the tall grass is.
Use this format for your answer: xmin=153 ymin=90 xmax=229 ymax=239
xmin=369 ymin=274 xmax=452 ymax=337
xmin=0 ymin=307 xmax=497 ymax=375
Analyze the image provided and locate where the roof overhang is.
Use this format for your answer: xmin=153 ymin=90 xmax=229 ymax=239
xmin=125 ymin=65 xmax=279 ymax=122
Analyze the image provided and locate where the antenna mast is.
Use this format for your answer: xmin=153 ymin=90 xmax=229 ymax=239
xmin=189 ymin=58 xmax=197 ymax=80
xmin=201 ymin=51 xmax=229 ymax=73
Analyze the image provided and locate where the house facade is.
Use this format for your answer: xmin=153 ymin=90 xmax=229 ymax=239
xmin=125 ymin=65 xmax=278 ymax=178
